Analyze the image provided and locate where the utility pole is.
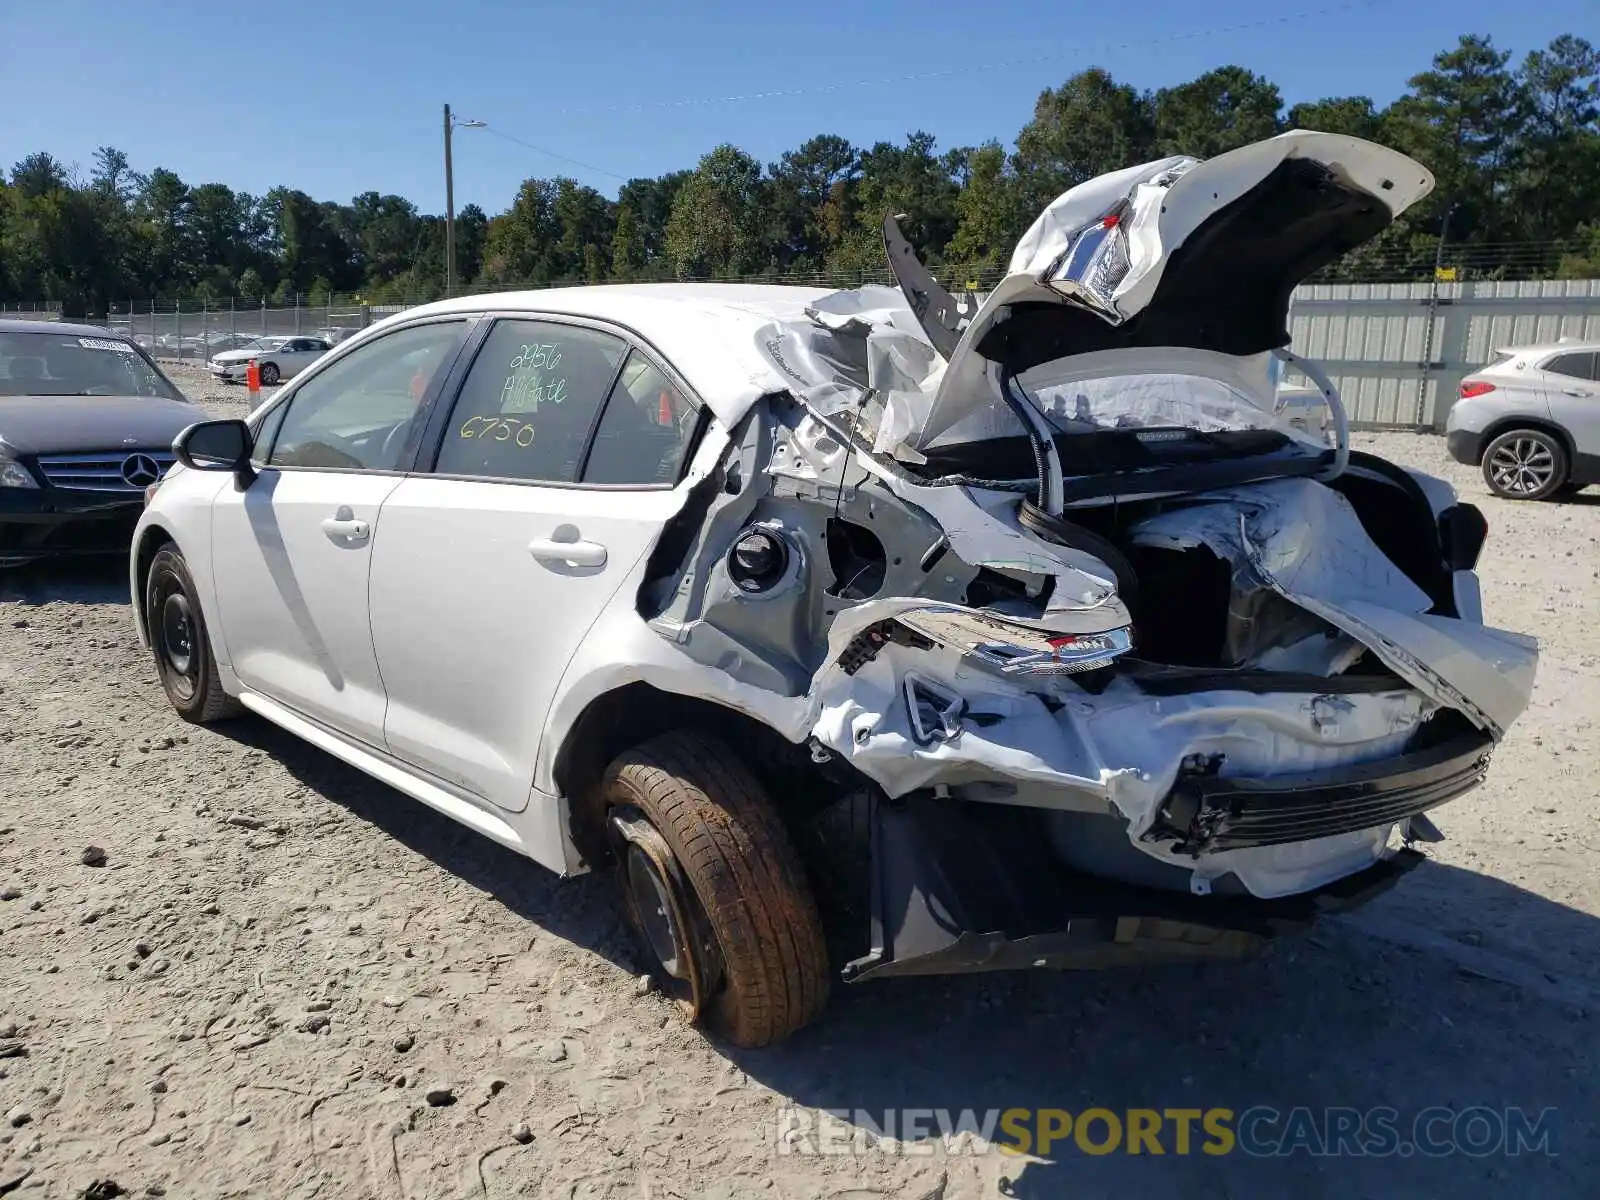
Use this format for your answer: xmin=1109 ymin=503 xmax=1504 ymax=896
xmin=1417 ymin=200 xmax=1458 ymax=427
xmin=443 ymin=105 xmax=485 ymax=299
xmin=444 ymin=103 xmax=456 ymax=297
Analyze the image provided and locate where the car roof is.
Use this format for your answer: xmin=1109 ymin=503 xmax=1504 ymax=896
xmin=394 ymin=283 xmax=837 ymax=429
xmin=0 ymin=318 xmax=118 ymax=337
xmin=1491 ymin=339 xmax=1600 ymax=359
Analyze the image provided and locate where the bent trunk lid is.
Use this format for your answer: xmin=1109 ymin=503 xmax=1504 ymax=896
xmin=914 ymin=131 xmax=1434 ymax=447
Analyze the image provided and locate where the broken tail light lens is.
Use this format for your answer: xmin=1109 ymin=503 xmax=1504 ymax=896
xmin=895 ymin=606 xmax=1133 ymax=678
xmin=1041 ymin=204 xmax=1133 ymax=322
xmin=1459 ymin=380 xmax=1496 ymax=399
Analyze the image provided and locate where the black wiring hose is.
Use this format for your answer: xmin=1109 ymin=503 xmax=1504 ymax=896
xmin=999 ymin=365 xmax=1052 ymax=512
xmin=1016 ymin=498 xmax=1140 ymax=604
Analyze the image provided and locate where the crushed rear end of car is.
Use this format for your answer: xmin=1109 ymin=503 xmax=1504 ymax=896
xmin=632 ymin=132 xmax=1538 ymax=980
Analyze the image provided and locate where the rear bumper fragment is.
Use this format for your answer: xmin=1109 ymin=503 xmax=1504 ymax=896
xmin=840 ymin=792 xmax=1426 ymax=984
xmin=1144 ymin=725 xmax=1493 ymax=856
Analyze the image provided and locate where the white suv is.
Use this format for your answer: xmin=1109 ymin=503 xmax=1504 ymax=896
xmin=1446 ymin=338 xmax=1600 ymax=500
xmin=132 ymin=133 xmax=1538 ymax=1046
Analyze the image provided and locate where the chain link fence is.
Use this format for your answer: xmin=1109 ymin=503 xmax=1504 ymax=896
xmin=81 ymin=298 xmax=407 ymax=363
xmin=10 ymin=270 xmax=1600 ymax=432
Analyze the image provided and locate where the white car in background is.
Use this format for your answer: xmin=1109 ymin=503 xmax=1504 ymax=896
xmin=1446 ymin=337 xmax=1600 ymax=500
xmin=130 ymin=132 xmax=1538 ymax=1047
xmin=209 ymin=335 xmax=331 ymax=385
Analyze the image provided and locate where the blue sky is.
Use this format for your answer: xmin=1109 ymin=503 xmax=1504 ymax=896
xmin=1 ymin=0 xmax=1592 ymax=213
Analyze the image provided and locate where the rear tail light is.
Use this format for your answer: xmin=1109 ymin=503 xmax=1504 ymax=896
xmin=894 ymin=606 xmax=1133 ymax=678
xmin=1459 ymin=380 xmax=1496 ymax=399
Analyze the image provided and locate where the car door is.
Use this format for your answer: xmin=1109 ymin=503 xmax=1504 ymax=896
xmin=207 ymin=317 xmax=472 ymax=745
xmin=368 ymin=315 xmax=705 ymax=825
xmin=280 ymin=338 xmax=317 ymax=378
xmin=1540 ymin=350 xmax=1600 ymax=459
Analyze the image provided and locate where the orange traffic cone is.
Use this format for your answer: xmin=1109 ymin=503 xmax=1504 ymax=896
xmin=658 ymin=390 xmax=673 ymax=425
xmin=246 ymin=358 xmax=261 ymax=396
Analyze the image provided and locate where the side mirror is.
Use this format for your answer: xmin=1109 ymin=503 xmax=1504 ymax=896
xmin=173 ymin=419 xmax=256 ymax=488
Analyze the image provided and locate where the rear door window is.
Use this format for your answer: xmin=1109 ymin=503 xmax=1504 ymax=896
xmin=1543 ymin=352 xmax=1597 ymax=381
xmin=582 ymin=350 xmax=702 ymax=485
xmin=432 ymin=320 xmax=627 ymax=484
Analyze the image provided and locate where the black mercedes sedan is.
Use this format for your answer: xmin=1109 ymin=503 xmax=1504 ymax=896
xmin=0 ymin=320 xmax=209 ymax=567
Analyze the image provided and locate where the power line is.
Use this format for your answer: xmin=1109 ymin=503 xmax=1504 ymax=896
xmin=473 ymin=125 xmax=632 ymax=183
xmin=547 ymin=0 xmax=1394 ymax=118
xmin=461 ymin=0 xmax=1395 ymax=183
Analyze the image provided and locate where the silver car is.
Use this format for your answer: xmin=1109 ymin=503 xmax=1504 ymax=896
xmin=208 ymin=336 xmax=332 ymax=385
xmin=1446 ymin=338 xmax=1600 ymax=500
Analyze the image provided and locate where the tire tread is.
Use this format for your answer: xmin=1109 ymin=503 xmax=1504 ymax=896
xmin=603 ymin=731 xmax=830 ymax=1047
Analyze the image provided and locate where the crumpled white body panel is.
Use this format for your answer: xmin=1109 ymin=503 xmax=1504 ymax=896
xmin=798 ymin=476 xmax=1537 ymax=900
xmin=1130 ymin=478 xmax=1538 ymax=736
xmin=915 ymin=132 xmax=1435 ymax=447
xmin=806 ymin=618 xmax=1434 ymax=899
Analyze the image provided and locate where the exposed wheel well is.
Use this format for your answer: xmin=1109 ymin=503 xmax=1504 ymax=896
xmin=1476 ymin=417 xmax=1574 ymax=466
xmin=132 ymin=525 xmax=176 ymax=636
xmin=555 ymin=683 xmax=829 ymax=868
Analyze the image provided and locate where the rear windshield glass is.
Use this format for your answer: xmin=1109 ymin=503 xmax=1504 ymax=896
xmin=1027 ymin=371 xmax=1320 ymax=445
xmin=0 ymin=331 xmax=183 ymax=400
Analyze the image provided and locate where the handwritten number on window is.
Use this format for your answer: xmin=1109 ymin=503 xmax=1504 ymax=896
xmin=508 ymin=343 xmax=563 ymax=370
xmin=459 ymin=415 xmax=537 ymax=447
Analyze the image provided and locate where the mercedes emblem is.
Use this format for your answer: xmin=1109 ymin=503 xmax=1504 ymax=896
xmin=121 ymin=453 xmax=161 ymax=487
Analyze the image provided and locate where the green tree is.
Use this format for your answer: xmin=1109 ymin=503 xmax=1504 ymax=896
xmin=349 ymin=191 xmax=423 ymax=286
xmin=945 ymin=142 xmax=1020 ymax=272
xmin=665 ymin=145 xmax=768 ymax=278
xmin=132 ymin=168 xmax=192 ymax=295
xmin=237 ymin=267 xmax=266 ymax=299
xmin=830 ymin=132 xmax=959 ymax=273
xmin=1014 ymin=69 xmax=1156 ymax=211
xmin=454 ymin=203 xmax=488 ymax=286
xmin=1383 ymin=35 xmax=1525 ymax=241
xmin=767 ymin=134 xmax=858 ymax=269
xmin=265 ymin=188 xmax=359 ymax=293
xmin=91 ymin=147 xmax=132 ymax=200
xmin=1287 ymin=96 xmax=1382 ymax=139
xmin=617 ymin=172 xmax=689 ymax=273
xmin=611 ymin=203 xmax=642 ymax=278
xmin=1508 ymin=35 xmax=1600 ymax=240
xmin=554 ymin=178 xmax=615 ymax=279
xmin=1153 ymin=66 xmax=1283 ymax=158
xmin=480 ymin=178 xmax=561 ymax=285
xmin=10 ymin=153 xmax=69 ymax=199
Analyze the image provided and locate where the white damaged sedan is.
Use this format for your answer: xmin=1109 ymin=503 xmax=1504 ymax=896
xmin=132 ymin=131 xmax=1537 ymax=1046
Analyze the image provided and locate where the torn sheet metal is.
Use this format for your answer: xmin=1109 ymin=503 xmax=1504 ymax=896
xmin=804 ymin=611 xmax=1436 ymax=899
xmin=757 ymin=376 xmax=1132 ymax=625
xmin=1127 ymin=477 xmax=1537 ymax=737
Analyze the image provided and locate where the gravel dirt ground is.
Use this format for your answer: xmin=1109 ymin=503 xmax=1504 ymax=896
xmin=1 ymin=363 xmax=1596 ymax=1199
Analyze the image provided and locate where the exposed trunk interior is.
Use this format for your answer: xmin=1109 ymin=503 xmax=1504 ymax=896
xmin=995 ymin=463 xmax=1457 ymax=683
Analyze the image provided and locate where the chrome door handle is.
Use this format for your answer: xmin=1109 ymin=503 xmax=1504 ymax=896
xmin=321 ymin=516 xmax=370 ymax=543
xmin=528 ymin=538 xmax=607 ymax=568
xmin=1562 ymin=388 xmax=1591 ymax=397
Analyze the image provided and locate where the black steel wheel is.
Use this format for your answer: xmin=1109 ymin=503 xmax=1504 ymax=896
xmin=145 ymin=545 xmax=241 ymax=723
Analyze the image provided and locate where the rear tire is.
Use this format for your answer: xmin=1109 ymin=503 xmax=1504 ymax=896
xmin=146 ymin=545 xmax=241 ymax=723
xmin=259 ymin=361 xmax=281 ymax=385
xmin=599 ymin=731 xmax=830 ymax=1047
xmin=1481 ymin=428 xmax=1568 ymax=501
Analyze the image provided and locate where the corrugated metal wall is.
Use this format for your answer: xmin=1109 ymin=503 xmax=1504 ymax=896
xmin=1289 ymin=278 xmax=1600 ymax=430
